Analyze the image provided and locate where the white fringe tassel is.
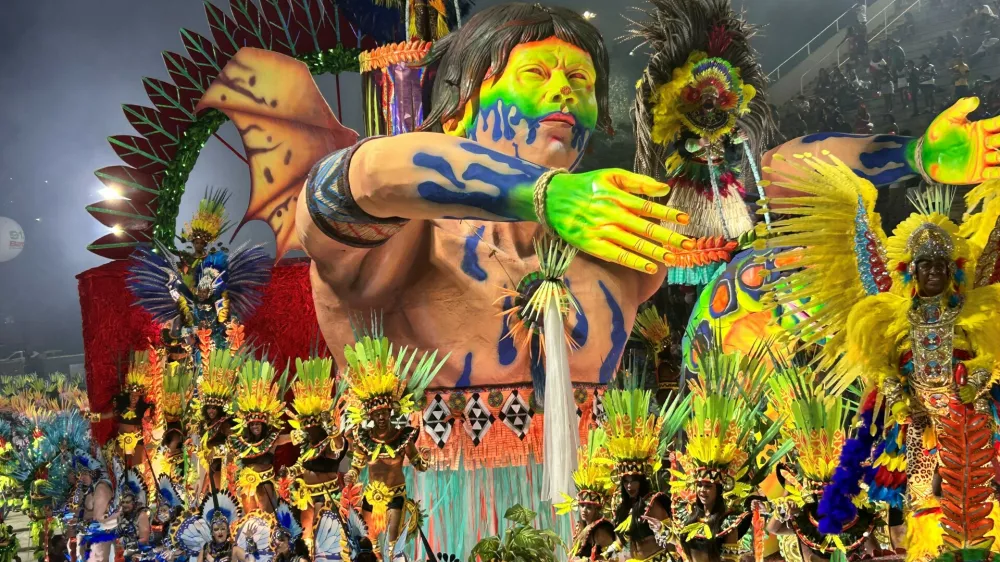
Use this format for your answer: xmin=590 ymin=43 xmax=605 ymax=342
xmin=541 ymin=297 xmax=579 ymax=504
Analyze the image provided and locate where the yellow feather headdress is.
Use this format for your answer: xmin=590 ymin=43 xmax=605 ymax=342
xmin=199 ymin=349 xmax=244 ymax=409
xmin=180 ymin=188 xmax=230 ymax=245
xmin=289 ymin=357 xmax=337 ymax=430
xmin=124 ymin=348 xmax=161 ymax=394
xmin=556 ymin=429 xmax=615 ymax=515
xmin=343 ymin=319 xmax=447 ymax=425
xmin=232 ymin=359 xmax=290 ymax=432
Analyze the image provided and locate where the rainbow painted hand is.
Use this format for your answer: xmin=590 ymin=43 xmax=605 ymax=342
xmin=544 ymin=168 xmax=693 ymax=274
xmin=919 ymin=97 xmax=1000 ymax=184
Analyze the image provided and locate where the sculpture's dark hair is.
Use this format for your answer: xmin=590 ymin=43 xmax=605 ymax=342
xmin=417 ymin=2 xmax=612 ymax=134
xmin=627 ymin=0 xmax=776 ymax=179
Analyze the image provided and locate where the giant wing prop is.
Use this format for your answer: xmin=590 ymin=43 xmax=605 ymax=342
xmin=196 ymin=47 xmax=360 ymax=257
xmin=762 ymin=152 xmax=893 ymax=390
xmin=961 ymin=180 xmax=1000 ymax=287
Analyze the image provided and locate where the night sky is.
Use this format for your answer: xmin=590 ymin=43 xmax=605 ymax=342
xmin=0 ymin=0 xmax=853 ymax=355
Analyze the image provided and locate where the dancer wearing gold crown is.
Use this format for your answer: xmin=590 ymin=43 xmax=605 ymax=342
xmin=764 ymin=360 xmax=882 ymax=562
xmin=555 ymin=429 xmax=618 ymax=561
xmin=342 ymin=320 xmax=445 ymax=546
xmin=229 ymin=358 xmax=292 ymax=513
xmin=669 ymin=345 xmax=789 ymax=562
xmin=281 ymin=356 xmax=345 ymax=554
xmin=762 ymin=152 xmax=1000 ymax=561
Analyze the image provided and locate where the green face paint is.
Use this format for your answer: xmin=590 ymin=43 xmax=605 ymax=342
xmin=457 ymin=38 xmax=599 ymax=170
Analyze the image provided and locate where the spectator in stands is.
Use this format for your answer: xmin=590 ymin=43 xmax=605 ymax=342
xmin=888 ymin=37 xmax=906 ymax=74
xmin=901 ymin=11 xmax=918 ymax=37
xmin=854 ymin=102 xmax=874 ymax=134
xmin=945 ymin=30 xmax=963 ymax=57
xmin=952 ymin=55 xmax=971 ymax=101
xmin=791 ymin=95 xmax=810 ymax=115
xmin=870 ymin=50 xmax=894 ymax=113
xmin=898 ymin=60 xmax=912 ymax=110
xmin=908 ymin=59 xmax=923 ymax=116
xmin=972 ymin=31 xmax=999 ymax=61
xmin=883 ymin=114 xmax=900 ymax=135
xmin=918 ymin=54 xmax=938 ymax=113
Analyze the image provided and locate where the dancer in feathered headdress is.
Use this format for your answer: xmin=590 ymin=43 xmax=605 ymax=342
xmin=670 ymin=344 xmax=790 ymax=562
xmin=72 ymin=449 xmax=117 ymax=562
xmin=555 ymin=429 xmax=617 ymax=561
xmin=282 ymin=356 xmax=345 ymax=554
xmin=595 ymin=362 xmax=690 ymax=562
xmin=229 ymin=358 xmax=292 ymax=514
xmin=174 ymin=490 xmax=243 ymax=562
xmin=342 ymin=318 xmax=445 ymax=546
xmin=764 ymin=361 xmax=882 ymax=561
xmin=116 ymin=467 xmax=151 ymax=560
xmin=112 ymin=348 xmax=159 ymax=468
xmin=629 ymin=0 xmax=774 ymax=285
xmin=196 ymin=348 xmax=243 ymax=500
xmin=762 ymin=153 xmax=1000 ymax=561
xmin=128 ymin=188 xmax=270 ymax=364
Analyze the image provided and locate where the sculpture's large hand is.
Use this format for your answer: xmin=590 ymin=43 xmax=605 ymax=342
xmin=920 ymin=97 xmax=1000 ymax=183
xmin=545 ymin=169 xmax=693 ymax=274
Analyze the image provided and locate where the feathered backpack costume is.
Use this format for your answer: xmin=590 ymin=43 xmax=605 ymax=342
xmin=630 ymin=0 xmax=774 ymax=285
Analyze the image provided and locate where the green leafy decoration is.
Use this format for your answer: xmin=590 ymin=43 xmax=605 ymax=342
xmin=468 ymin=504 xmax=562 ymax=562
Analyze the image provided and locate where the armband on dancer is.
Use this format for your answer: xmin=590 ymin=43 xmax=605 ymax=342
xmin=409 ymin=448 xmax=430 ymax=472
xmin=305 ymin=138 xmax=408 ymax=248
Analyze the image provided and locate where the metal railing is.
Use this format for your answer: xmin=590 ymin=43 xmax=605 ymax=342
xmin=797 ymin=0 xmax=924 ymax=95
xmin=767 ymin=3 xmax=861 ymax=81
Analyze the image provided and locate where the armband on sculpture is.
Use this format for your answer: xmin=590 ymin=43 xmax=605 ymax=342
xmin=305 ymin=137 xmax=408 ymax=248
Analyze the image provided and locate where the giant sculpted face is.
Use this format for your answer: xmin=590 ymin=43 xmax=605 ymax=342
xmin=446 ymin=37 xmax=598 ymax=170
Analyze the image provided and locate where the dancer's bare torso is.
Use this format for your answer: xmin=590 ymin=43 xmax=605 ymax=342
xmin=298 ymin=209 xmax=663 ymax=388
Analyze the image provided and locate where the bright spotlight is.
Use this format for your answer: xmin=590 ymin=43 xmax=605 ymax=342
xmin=99 ymin=186 xmax=126 ymax=200
xmin=110 ymin=225 xmax=124 ymax=235
xmin=583 ymin=10 xmax=596 ymax=20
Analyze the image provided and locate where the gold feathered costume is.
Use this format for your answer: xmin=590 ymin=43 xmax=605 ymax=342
xmin=762 ymin=151 xmax=1000 ymax=561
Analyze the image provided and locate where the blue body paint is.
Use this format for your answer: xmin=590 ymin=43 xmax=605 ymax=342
xmin=475 ymin=99 xmax=592 ymax=153
xmin=564 ymin=279 xmax=589 ymax=348
xmin=461 ymin=225 xmax=488 ymax=281
xmin=598 ymin=281 xmax=627 ymax=384
xmin=456 ymin=352 xmax=474 ymax=387
xmin=530 ymin=333 xmax=546 ymax=400
xmin=498 ymin=294 xmax=518 ymax=366
xmin=413 ymin=142 xmax=545 ymax=220
xmin=800 ymin=133 xmax=916 ymax=186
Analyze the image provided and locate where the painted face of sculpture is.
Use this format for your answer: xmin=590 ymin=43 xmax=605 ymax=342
xmin=448 ymin=37 xmax=598 ymax=171
xmin=581 ymin=503 xmax=601 ymax=523
xmin=916 ymin=257 xmax=950 ymax=297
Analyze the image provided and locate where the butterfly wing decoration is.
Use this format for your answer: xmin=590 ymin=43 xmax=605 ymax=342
xmin=380 ymin=512 xmax=410 ymax=562
xmin=234 ymin=512 xmax=274 ymax=562
xmin=313 ymin=509 xmax=345 ymax=562
xmin=343 ymin=506 xmax=369 ymax=559
xmin=122 ymin=468 xmax=149 ymax=507
xmin=174 ymin=516 xmax=211 ymax=556
xmin=196 ymin=47 xmax=360 ymax=258
xmin=157 ymin=474 xmax=183 ymax=510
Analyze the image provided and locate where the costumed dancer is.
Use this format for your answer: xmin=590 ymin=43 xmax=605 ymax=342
xmin=669 ymin=346 xmax=790 ymax=562
xmin=149 ymin=475 xmax=185 ymax=553
xmin=231 ymin=502 xmax=304 ymax=562
xmin=112 ymin=349 xmax=159 ymax=469
xmin=115 ymin=469 xmax=151 ymax=561
xmin=195 ymin=349 xmax=242 ymax=504
xmin=282 ymin=356 xmax=345 ymax=554
xmin=174 ymin=491 xmax=244 ymax=562
xmin=598 ymin=381 xmax=689 ymax=562
xmin=0 ymin=517 xmax=18 ymax=562
xmin=153 ymin=361 xmax=192 ymax=484
xmin=341 ymin=320 xmax=443 ymax=546
xmin=762 ymin=155 xmax=1000 ymax=561
xmin=229 ymin=358 xmax=292 ymax=514
xmin=127 ymin=190 xmax=271 ymax=367
xmin=74 ymin=450 xmax=117 ymax=562
xmin=630 ymin=0 xmax=772 ymax=285
xmin=764 ymin=361 xmax=882 ymax=562
xmin=630 ymin=306 xmax=680 ymax=399
xmin=555 ymin=429 xmax=618 ymax=561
